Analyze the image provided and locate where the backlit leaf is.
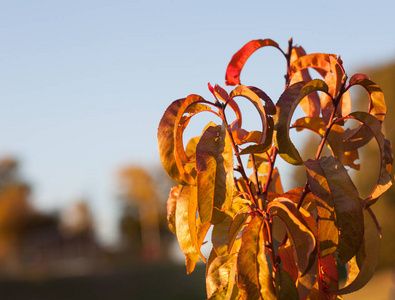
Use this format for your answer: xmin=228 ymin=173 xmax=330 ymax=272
xmin=290 ymin=53 xmax=336 ymax=84
xmin=277 ymin=244 xmax=298 ymax=281
xmin=247 ymin=86 xmax=276 ymax=115
xmin=268 ymin=198 xmax=316 ymax=274
xmin=227 ymin=211 xmax=248 ymax=254
xmin=189 ymin=186 xmax=210 ymax=262
xmin=167 ymin=185 xmax=180 ymax=234
xmin=275 ymin=268 xmax=298 ymax=300
xmin=196 ymin=124 xmax=234 ymax=224
xmin=239 ymin=117 xmax=273 ymax=155
xmin=339 ymin=112 xmax=393 ymax=205
xmin=225 ymin=39 xmax=284 ymax=86
xmin=332 ymin=209 xmax=380 ymax=295
xmin=237 ymin=215 xmax=276 ymax=300
xmin=297 ymin=258 xmax=319 ymax=299
xmin=212 ymin=215 xmax=233 ymax=256
xmin=273 ymin=82 xmax=305 ymax=165
xmin=158 ymin=98 xmax=190 ymax=185
xmin=292 ymin=117 xmax=345 ymax=163
xmin=206 ymin=253 xmax=237 ymax=298
xmin=232 ymin=129 xmax=262 ymax=145
xmin=274 ymin=80 xmax=330 ymax=165
xmin=305 ymin=156 xmax=363 ymax=264
xmin=347 ymin=75 xmax=386 ymax=122
xmin=176 ymin=186 xmax=201 ymax=274
xmin=158 ymin=95 xmax=216 ymax=185
xmin=289 ymin=46 xmax=321 ymax=118
xmin=342 ymin=76 xmax=387 ymax=151
xmin=229 ymin=85 xmax=269 ymax=145
xmin=318 ymin=254 xmax=339 ymax=295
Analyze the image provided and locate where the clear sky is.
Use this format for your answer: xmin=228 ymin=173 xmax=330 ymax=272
xmin=1 ymin=0 xmax=394 ymax=244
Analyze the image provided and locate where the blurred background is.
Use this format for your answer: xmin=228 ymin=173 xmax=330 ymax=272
xmin=1 ymin=0 xmax=395 ymax=299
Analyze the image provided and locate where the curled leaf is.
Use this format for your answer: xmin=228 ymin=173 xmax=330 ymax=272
xmin=305 ymin=156 xmax=363 ymax=264
xmin=339 ymin=112 xmax=393 ymax=205
xmin=268 ymin=197 xmax=316 ymax=274
xmin=347 ymin=74 xmax=386 ymax=122
xmin=196 ymin=124 xmax=234 ymax=224
xmin=342 ymin=76 xmax=387 ymax=151
xmin=274 ymin=80 xmax=329 ymax=165
xmin=225 ymin=39 xmax=285 ymax=86
xmin=332 ymin=209 xmax=380 ymax=294
xmin=229 ymin=85 xmax=269 ymax=145
xmin=289 ymin=46 xmax=321 ymax=118
xmin=158 ymin=95 xmax=217 ymax=185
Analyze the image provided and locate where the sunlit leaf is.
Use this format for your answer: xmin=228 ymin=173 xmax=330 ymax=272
xmin=212 ymin=215 xmax=233 ymax=256
xmin=292 ymin=117 xmax=345 ymax=162
xmin=342 ymin=76 xmax=387 ymax=152
xmin=318 ymin=254 xmax=339 ymax=295
xmin=227 ymin=211 xmax=248 ymax=254
xmin=347 ymin=75 xmax=386 ymax=122
xmin=237 ymin=215 xmax=276 ymax=300
xmin=229 ymin=85 xmax=269 ymax=145
xmin=188 ymin=184 xmax=211 ymax=262
xmin=274 ymin=80 xmax=330 ymax=165
xmin=232 ymin=129 xmax=262 ymax=145
xmin=339 ymin=112 xmax=393 ymax=205
xmin=167 ymin=185 xmax=180 ymax=234
xmin=278 ymin=244 xmax=298 ymax=281
xmin=158 ymin=98 xmax=190 ymax=185
xmin=268 ymin=197 xmax=316 ymax=274
xmin=176 ymin=186 xmax=201 ymax=274
xmin=239 ymin=118 xmax=273 ymax=155
xmin=224 ymin=196 xmax=251 ymax=218
xmin=297 ymin=254 xmax=319 ymax=299
xmin=196 ymin=124 xmax=234 ymax=224
xmin=290 ymin=53 xmax=336 ymax=78
xmin=332 ymin=209 xmax=380 ymax=295
xmin=225 ymin=39 xmax=284 ymax=86
xmin=305 ymin=156 xmax=363 ymax=264
xmin=273 ymin=82 xmax=304 ymax=165
xmin=275 ymin=268 xmax=298 ymax=300
xmin=206 ymin=253 xmax=237 ymax=298
xmin=158 ymin=95 xmax=217 ymax=185
xmin=247 ymin=86 xmax=276 ymax=115
xmin=289 ymin=46 xmax=321 ymax=118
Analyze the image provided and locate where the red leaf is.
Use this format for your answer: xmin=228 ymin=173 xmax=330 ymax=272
xmin=225 ymin=39 xmax=284 ymax=86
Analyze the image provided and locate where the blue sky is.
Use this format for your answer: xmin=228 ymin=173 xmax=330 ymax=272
xmin=1 ymin=0 xmax=394 ymax=244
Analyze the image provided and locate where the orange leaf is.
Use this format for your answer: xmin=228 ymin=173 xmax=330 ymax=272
xmin=196 ymin=124 xmax=234 ymax=224
xmin=175 ymin=186 xmax=201 ymax=274
xmin=237 ymin=216 xmax=276 ymax=300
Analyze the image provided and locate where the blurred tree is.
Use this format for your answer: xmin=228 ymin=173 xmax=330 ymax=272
xmin=60 ymin=200 xmax=94 ymax=238
xmin=118 ymin=166 xmax=174 ymax=262
xmin=0 ymin=157 xmax=34 ymax=272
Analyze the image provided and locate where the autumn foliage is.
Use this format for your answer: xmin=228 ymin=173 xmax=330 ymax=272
xmin=157 ymin=38 xmax=393 ymax=299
